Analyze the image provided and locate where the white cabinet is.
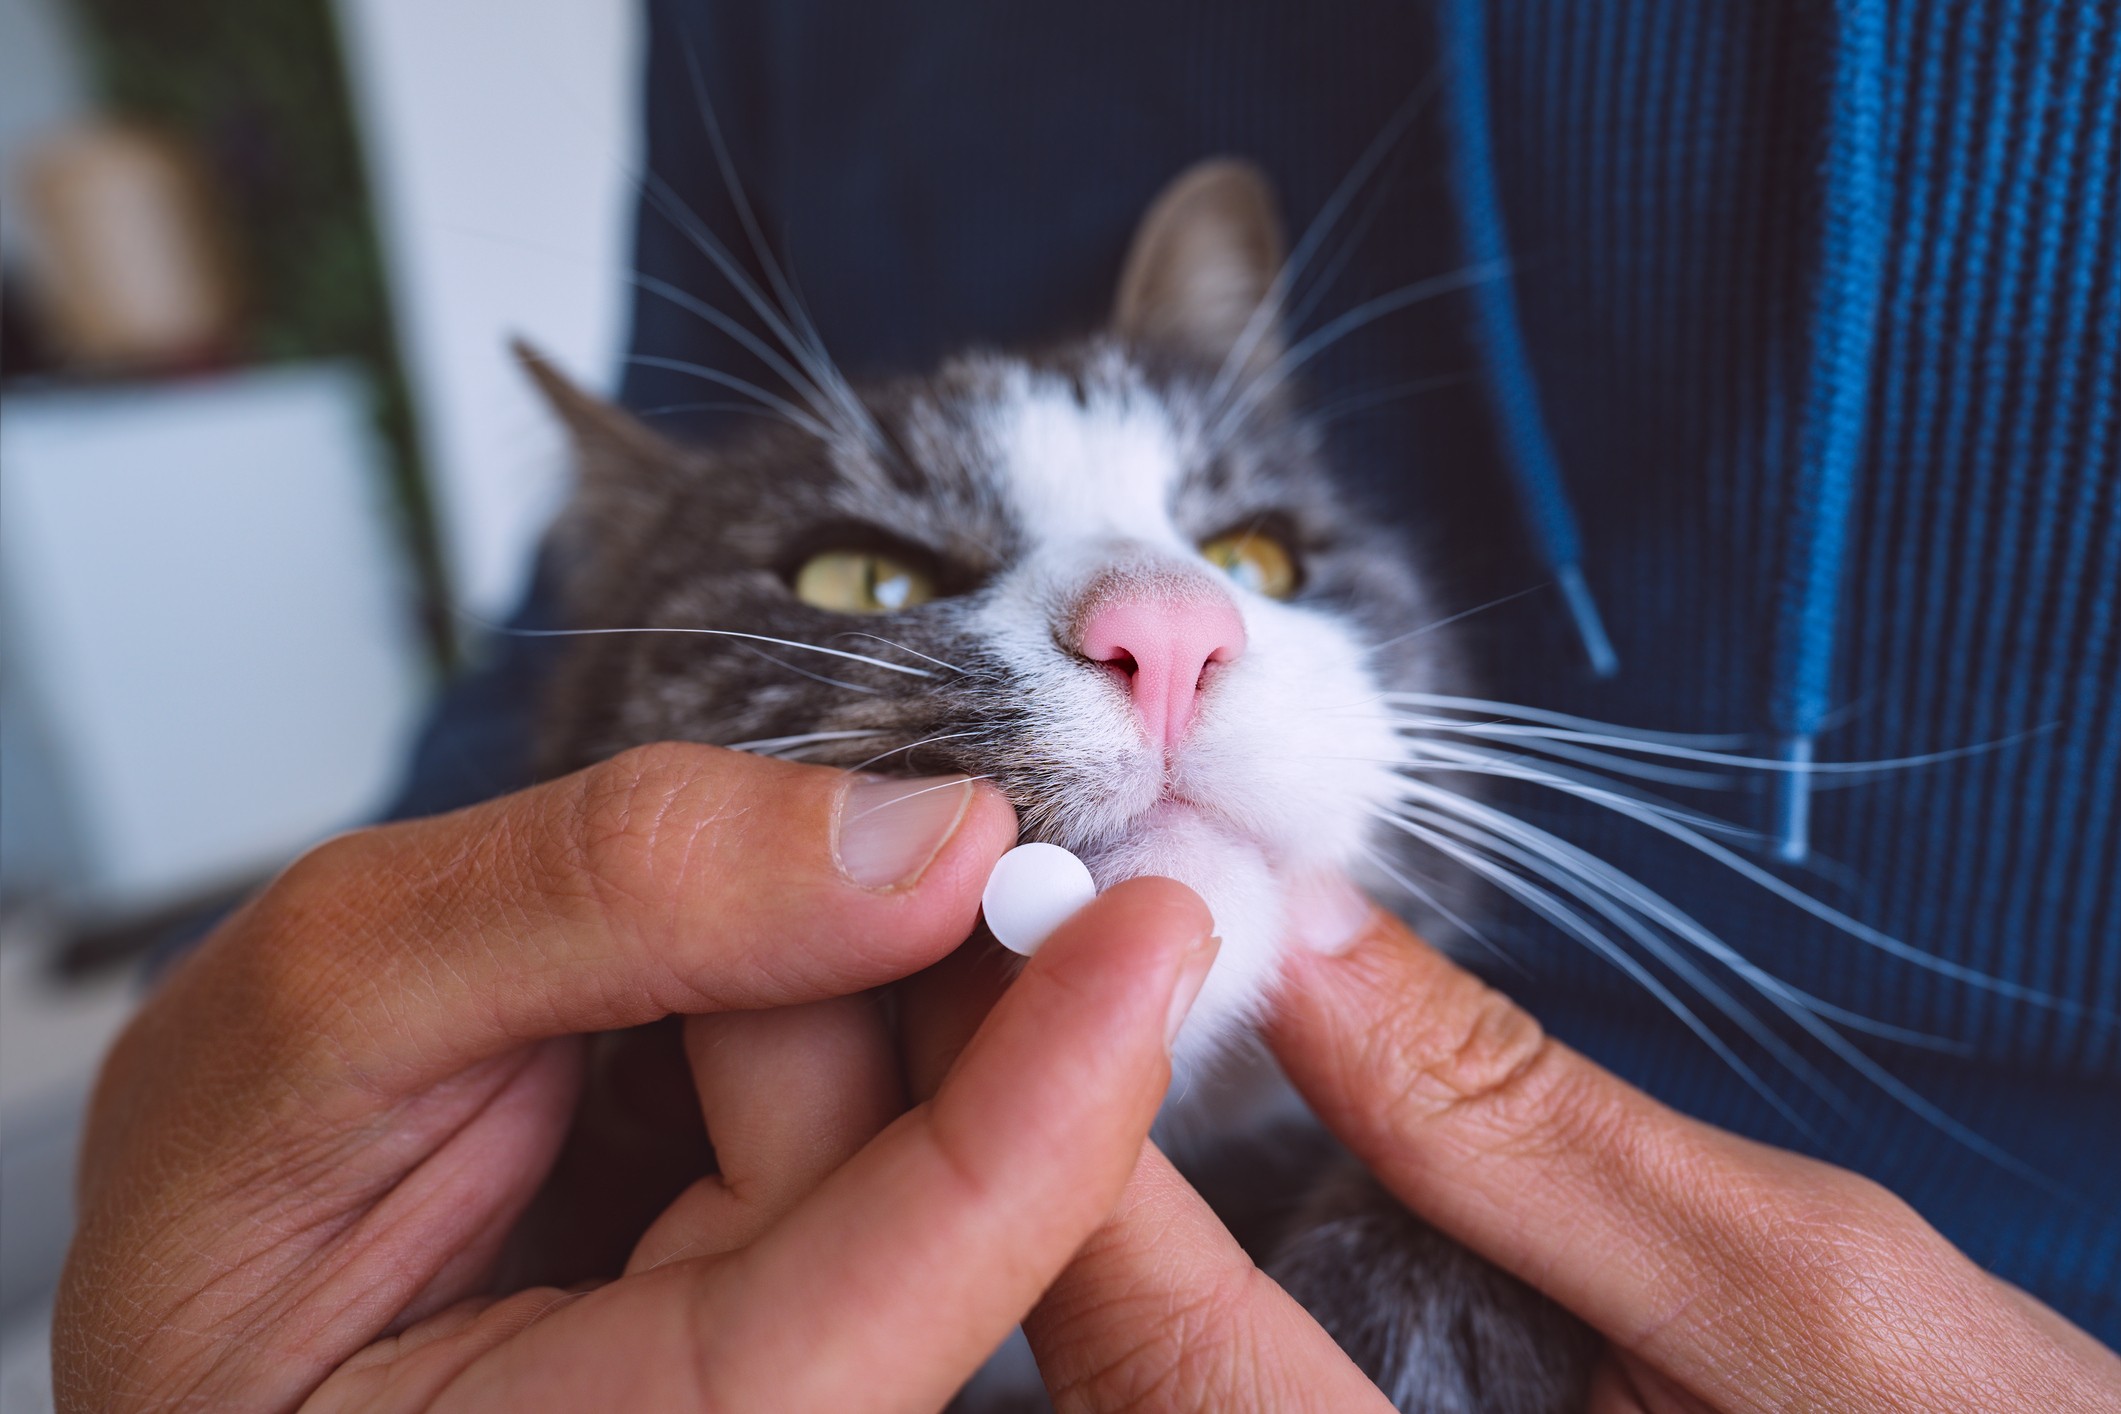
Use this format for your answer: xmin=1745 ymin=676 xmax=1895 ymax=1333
xmin=0 ymin=363 xmax=429 ymax=916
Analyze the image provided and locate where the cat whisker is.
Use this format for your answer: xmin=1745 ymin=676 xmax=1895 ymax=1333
xmin=1311 ymin=743 xmax=1759 ymax=839
xmin=832 ymin=632 xmax=970 ymax=676
xmin=840 ymin=773 xmax=1000 ymax=828
xmin=1203 ymin=71 xmax=1445 ymax=418
xmin=1366 ymin=583 xmax=1552 ymax=656
xmin=1371 ymin=803 xmax=1815 ymax=1133
xmin=1392 ymin=709 xmax=2055 ymax=777
xmin=1306 ymin=372 xmax=1474 ymax=428
xmin=1381 ymin=791 xmax=2057 ymax=1185
xmin=733 ymin=645 xmax=879 ymax=694
xmin=722 ymin=729 xmax=888 ymax=755
xmin=849 ymin=731 xmax=980 ymax=774
xmin=1384 ymin=788 xmax=1971 ymax=1053
xmin=622 ymin=355 xmax=837 ymax=442
xmin=677 ymin=39 xmax=883 ymax=452
xmin=604 ymin=155 xmax=865 ymax=445
xmin=1209 ymin=260 xmax=1511 ymax=449
xmin=633 ymin=399 xmax=805 ymax=425
xmin=629 ymin=161 xmax=866 ymax=450
xmin=1404 ymin=802 xmax=1864 ymax=1109
xmin=1408 ymin=731 xmax=1736 ymax=790
xmin=1387 ymin=804 xmax=2045 ymax=1186
xmin=1383 ymin=692 xmax=1756 ymax=748
xmin=628 ymin=271 xmax=848 ymax=425
xmin=480 ymin=622 xmax=936 ymax=677
xmin=1354 ymin=840 xmax=1527 ymax=977
xmin=1385 ymin=740 xmax=2103 ymax=1019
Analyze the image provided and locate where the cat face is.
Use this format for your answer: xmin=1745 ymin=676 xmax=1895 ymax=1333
xmin=533 ymin=161 xmax=1450 ymax=1069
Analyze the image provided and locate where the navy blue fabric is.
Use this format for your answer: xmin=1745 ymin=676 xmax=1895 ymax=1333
xmin=1437 ymin=0 xmax=1618 ymax=682
xmin=398 ymin=0 xmax=2120 ymax=1340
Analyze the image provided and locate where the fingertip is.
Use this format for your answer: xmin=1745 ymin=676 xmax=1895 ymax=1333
xmin=909 ymin=780 xmax=1021 ymax=899
xmin=1061 ymin=875 xmax=1215 ymax=952
xmin=1284 ymin=869 xmax=1378 ymax=957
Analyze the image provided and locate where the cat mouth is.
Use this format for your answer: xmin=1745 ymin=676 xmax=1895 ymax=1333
xmin=1113 ymin=792 xmax=1257 ymax=853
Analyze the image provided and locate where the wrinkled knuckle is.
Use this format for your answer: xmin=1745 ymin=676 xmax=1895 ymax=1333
xmin=562 ymin=745 xmax=734 ymax=918
xmin=266 ymin=828 xmax=381 ymax=925
xmin=1378 ymin=982 xmax=1558 ymax=1132
xmin=229 ymin=832 xmax=392 ymax=1042
xmin=1719 ymin=1175 xmax=1951 ymax=1398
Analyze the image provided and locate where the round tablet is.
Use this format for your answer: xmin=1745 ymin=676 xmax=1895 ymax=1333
xmin=982 ymin=842 xmax=1098 ymax=957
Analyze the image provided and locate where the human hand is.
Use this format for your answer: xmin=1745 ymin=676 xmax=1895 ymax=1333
xmin=52 ymin=743 xmax=1217 ymax=1411
xmin=1263 ymin=904 xmax=2121 ymax=1413
xmin=933 ymin=899 xmax=2121 ymax=1413
xmin=895 ymin=943 xmax=1397 ymax=1413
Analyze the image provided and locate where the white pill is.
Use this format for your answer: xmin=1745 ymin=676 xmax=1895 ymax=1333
xmin=982 ymin=842 xmax=1098 ymax=957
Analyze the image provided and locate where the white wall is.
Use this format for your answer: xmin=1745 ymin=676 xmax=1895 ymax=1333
xmin=333 ymin=0 xmax=642 ymax=617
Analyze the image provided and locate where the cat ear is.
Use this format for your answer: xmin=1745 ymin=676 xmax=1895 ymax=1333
xmin=514 ymin=338 xmax=685 ymax=559
xmin=1113 ymin=159 xmax=1286 ymax=378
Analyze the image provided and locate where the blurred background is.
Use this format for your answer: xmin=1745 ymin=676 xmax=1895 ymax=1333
xmin=0 ymin=0 xmax=641 ymax=1400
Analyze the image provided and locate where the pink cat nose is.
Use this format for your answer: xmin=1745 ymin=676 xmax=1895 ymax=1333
xmin=1078 ymin=591 xmax=1246 ymax=748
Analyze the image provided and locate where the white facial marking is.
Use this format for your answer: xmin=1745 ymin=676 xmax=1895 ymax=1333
xmin=960 ymin=349 xmax=1410 ymax=1079
xmin=982 ymin=348 xmax=1194 ymax=549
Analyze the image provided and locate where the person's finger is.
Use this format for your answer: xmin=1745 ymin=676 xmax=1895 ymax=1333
xmin=898 ymin=936 xmax=1019 ymax=1101
xmin=1583 ymin=1354 xmax=1707 ymax=1414
xmin=441 ymin=877 xmax=1218 ymax=1410
xmin=185 ymin=745 xmax=1016 ymax=1088
xmin=1027 ymin=1145 xmax=1392 ymax=1414
xmin=625 ymin=995 xmax=905 ymax=1271
xmin=899 ymin=945 xmax=1387 ymax=1411
xmin=1269 ymin=907 xmax=2121 ymax=1412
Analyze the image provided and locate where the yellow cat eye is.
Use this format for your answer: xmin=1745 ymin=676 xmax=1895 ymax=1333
xmin=792 ymin=549 xmax=938 ymax=614
xmin=1199 ymin=530 xmax=1299 ymax=599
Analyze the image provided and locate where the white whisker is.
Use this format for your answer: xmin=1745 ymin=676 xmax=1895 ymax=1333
xmin=1366 ymin=584 xmax=1551 ymax=655
xmin=1201 ymin=72 xmax=1446 ymax=421
xmin=1386 ymin=791 xmax=1970 ymax=1054
xmin=480 ymin=623 xmax=934 ymax=677
xmin=832 ymin=632 xmax=970 ymax=675
xmin=850 ymin=731 xmax=980 ymax=774
xmin=841 ymin=774 xmax=998 ymax=828
xmin=1355 ymin=840 xmax=1526 ymax=976
xmin=1385 ymin=692 xmax=1755 ymax=747
xmin=1391 ymin=802 xmax=1855 ymax=1116
xmin=722 ymin=729 xmax=885 ymax=755
xmin=1378 ymin=806 xmax=1809 ymax=1132
xmin=1398 ymin=714 xmax=2054 ymax=776
xmin=625 ymin=170 xmax=865 ymax=449
xmin=677 ymin=41 xmax=883 ymax=452
xmin=1397 ymin=790 xmax=2047 ymax=1181
xmin=1210 ymin=261 xmax=1510 ymax=445
xmin=622 ymin=355 xmax=835 ymax=442
xmin=1399 ymin=729 xmax=1737 ymax=790
xmin=629 ymin=272 xmax=840 ymax=420
xmin=1306 ymin=372 xmax=1473 ymax=427
xmin=1409 ymin=754 xmax=2096 ymax=1017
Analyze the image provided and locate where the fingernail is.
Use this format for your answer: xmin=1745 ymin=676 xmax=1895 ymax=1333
xmin=836 ymin=775 xmax=974 ymax=890
xmin=1288 ymin=870 xmax=1375 ymax=956
xmin=1164 ymin=934 xmax=1222 ymax=1050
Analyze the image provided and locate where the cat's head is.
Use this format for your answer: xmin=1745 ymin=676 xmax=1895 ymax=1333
xmin=529 ymin=160 xmax=1449 ymax=1069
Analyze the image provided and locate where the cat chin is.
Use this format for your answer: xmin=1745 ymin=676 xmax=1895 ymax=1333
xmin=1077 ymin=802 xmax=1308 ymax=1079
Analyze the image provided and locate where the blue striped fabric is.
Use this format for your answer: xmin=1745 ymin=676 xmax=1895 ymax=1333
xmin=1467 ymin=0 xmax=2121 ymax=1335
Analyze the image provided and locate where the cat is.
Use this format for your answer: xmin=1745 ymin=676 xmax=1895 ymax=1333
xmin=527 ymin=159 xmax=1597 ymax=1412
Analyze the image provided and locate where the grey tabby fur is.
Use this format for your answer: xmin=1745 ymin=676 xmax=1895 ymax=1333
xmin=529 ymin=160 xmax=1595 ymax=1412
